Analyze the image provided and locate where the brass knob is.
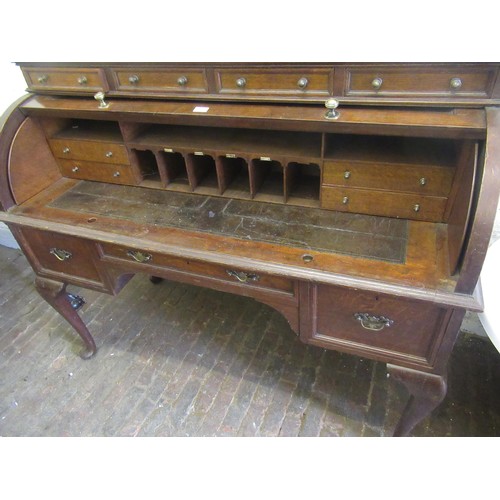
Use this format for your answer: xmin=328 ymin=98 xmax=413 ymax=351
xmin=177 ymin=76 xmax=188 ymax=86
xmin=105 ymin=151 xmax=113 ymax=158
xmin=450 ymin=77 xmax=462 ymax=90
xmin=113 ymin=171 xmax=121 ymax=177
xmin=324 ymin=98 xmax=340 ymax=119
xmin=236 ymin=77 xmax=247 ymax=88
xmin=414 ymin=204 xmax=421 ymax=212
xmin=94 ymin=91 xmax=109 ymax=108
xmin=37 ymin=74 xmax=48 ymax=84
xmin=371 ymin=77 xmax=383 ymax=90
xmin=71 ymin=166 xmax=79 ymax=173
xmin=63 ymin=147 xmax=71 ymax=154
xmin=419 ymin=177 xmax=427 ymax=186
xmin=77 ymin=76 xmax=88 ymax=85
xmin=297 ymin=77 xmax=309 ymax=89
xmin=129 ymin=74 xmax=140 ymax=85
xmin=342 ymin=196 xmax=349 ymax=204
xmin=344 ymin=171 xmax=351 ymax=179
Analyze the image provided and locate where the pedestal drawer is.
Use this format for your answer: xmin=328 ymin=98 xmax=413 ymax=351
xmin=21 ymin=66 xmax=108 ymax=93
xmin=14 ymin=227 xmax=110 ymax=291
xmin=303 ymin=284 xmax=450 ymax=367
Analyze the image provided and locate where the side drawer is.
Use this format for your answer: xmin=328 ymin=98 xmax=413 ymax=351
xmin=303 ymin=284 xmax=450 ymax=367
xmin=15 ymin=227 xmax=110 ymax=291
xmin=49 ymin=139 xmax=129 ymax=165
xmin=99 ymin=242 xmax=295 ymax=296
xmin=214 ymin=68 xmax=333 ymax=97
xmin=322 ymin=160 xmax=454 ymax=196
xmin=21 ymin=66 xmax=108 ymax=93
xmin=321 ymin=185 xmax=447 ymax=222
xmin=109 ymin=67 xmax=208 ymax=93
xmin=56 ymin=159 xmax=139 ymax=185
xmin=345 ymin=65 xmax=497 ymax=98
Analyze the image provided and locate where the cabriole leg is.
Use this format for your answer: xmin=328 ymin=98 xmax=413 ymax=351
xmin=34 ymin=277 xmax=97 ymax=359
xmin=387 ymin=364 xmax=447 ymax=437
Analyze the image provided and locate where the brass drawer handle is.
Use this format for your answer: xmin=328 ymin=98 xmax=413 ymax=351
xmin=226 ymin=270 xmax=260 ymax=283
xmin=177 ymin=76 xmax=188 ymax=86
xmin=72 ymin=166 xmax=79 ymax=173
xmin=297 ymin=77 xmax=308 ymax=89
xmin=37 ymin=74 xmax=48 ymax=84
xmin=236 ymin=77 xmax=247 ymax=88
xmin=126 ymin=250 xmax=152 ymax=263
xmin=129 ymin=74 xmax=140 ymax=85
xmin=105 ymin=151 xmax=113 ymax=158
xmin=354 ymin=313 xmax=394 ymax=331
xmin=450 ymin=77 xmax=462 ymax=90
xmin=371 ymin=77 xmax=383 ymax=90
xmin=63 ymin=147 xmax=71 ymax=154
xmin=324 ymin=98 xmax=339 ymax=120
xmin=50 ymin=248 xmax=72 ymax=261
xmin=77 ymin=76 xmax=88 ymax=85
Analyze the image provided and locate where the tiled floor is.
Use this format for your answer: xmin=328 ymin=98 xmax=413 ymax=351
xmin=1 ymin=245 xmax=500 ymax=437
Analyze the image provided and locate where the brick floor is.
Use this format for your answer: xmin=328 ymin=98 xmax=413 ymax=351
xmin=1 ymin=245 xmax=500 ymax=436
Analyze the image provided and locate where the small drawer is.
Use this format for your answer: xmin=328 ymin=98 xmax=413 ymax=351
xmin=57 ymin=159 xmax=138 ymax=185
xmin=110 ymin=68 xmax=208 ymax=93
xmin=17 ymin=227 xmax=105 ymax=286
xmin=21 ymin=66 xmax=108 ymax=93
xmin=323 ymin=160 xmax=454 ymax=196
xmin=99 ymin=242 xmax=294 ymax=295
xmin=49 ymin=139 xmax=129 ymax=165
xmin=321 ymin=185 xmax=447 ymax=222
xmin=304 ymin=284 xmax=448 ymax=364
xmin=214 ymin=68 xmax=333 ymax=96
xmin=345 ymin=65 xmax=496 ymax=98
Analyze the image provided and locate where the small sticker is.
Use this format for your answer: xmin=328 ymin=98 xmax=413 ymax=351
xmin=193 ymin=106 xmax=209 ymax=113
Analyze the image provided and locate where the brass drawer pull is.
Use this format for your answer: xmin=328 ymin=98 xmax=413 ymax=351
xmin=50 ymin=248 xmax=72 ymax=261
xmin=226 ymin=270 xmax=260 ymax=283
xmin=450 ymin=77 xmax=462 ymax=90
xmin=72 ymin=166 xmax=79 ymax=173
xmin=344 ymin=171 xmax=351 ymax=179
xmin=414 ymin=204 xmax=421 ymax=212
xmin=105 ymin=151 xmax=113 ymax=158
xmin=63 ymin=147 xmax=71 ymax=154
xmin=113 ymin=171 xmax=121 ymax=177
xmin=236 ymin=77 xmax=247 ymax=88
xmin=354 ymin=313 xmax=394 ymax=331
xmin=371 ymin=77 xmax=383 ymax=90
xmin=77 ymin=76 xmax=88 ymax=85
xmin=419 ymin=177 xmax=427 ymax=186
xmin=129 ymin=74 xmax=140 ymax=85
xmin=177 ymin=76 xmax=188 ymax=86
xmin=126 ymin=250 xmax=152 ymax=263
xmin=37 ymin=74 xmax=48 ymax=84
xmin=324 ymin=98 xmax=339 ymax=120
xmin=297 ymin=77 xmax=308 ymax=89
xmin=342 ymin=196 xmax=349 ymax=205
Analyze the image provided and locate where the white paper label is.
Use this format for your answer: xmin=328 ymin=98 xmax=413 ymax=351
xmin=193 ymin=106 xmax=209 ymax=113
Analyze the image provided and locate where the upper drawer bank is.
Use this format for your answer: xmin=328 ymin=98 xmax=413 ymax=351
xmin=17 ymin=63 xmax=500 ymax=104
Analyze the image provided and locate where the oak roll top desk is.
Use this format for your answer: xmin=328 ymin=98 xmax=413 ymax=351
xmin=1 ymin=63 xmax=500 ymax=436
